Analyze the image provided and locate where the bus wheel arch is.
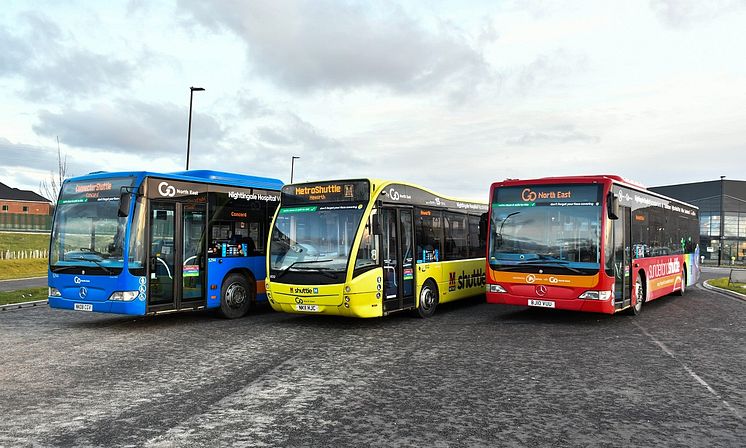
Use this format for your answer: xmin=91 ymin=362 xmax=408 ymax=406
xmin=218 ymin=269 xmax=256 ymax=319
xmin=675 ymin=264 xmax=687 ymax=296
xmin=629 ymin=270 xmax=646 ymax=316
xmin=414 ymin=278 xmax=439 ymax=318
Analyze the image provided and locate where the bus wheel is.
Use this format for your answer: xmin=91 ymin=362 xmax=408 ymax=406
xmin=675 ymin=269 xmax=687 ymax=296
xmin=219 ymin=273 xmax=253 ymax=319
xmin=629 ymin=276 xmax=645 ymax=316
xmin=414 ymin=280 xmax=438 ymax=318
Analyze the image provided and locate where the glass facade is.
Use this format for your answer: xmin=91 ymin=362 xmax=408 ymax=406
xmin=652 ymin=179 xmax=746 ymax=266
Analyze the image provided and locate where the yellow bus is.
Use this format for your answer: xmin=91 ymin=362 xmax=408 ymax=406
xmin=265 ymin=179 xmax=488 ymax=318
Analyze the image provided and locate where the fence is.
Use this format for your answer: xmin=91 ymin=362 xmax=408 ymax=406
xmin=0 ymin=213 xmax=52 ymax=232
xmin=0 ymin=249 xmax=49 ymax=260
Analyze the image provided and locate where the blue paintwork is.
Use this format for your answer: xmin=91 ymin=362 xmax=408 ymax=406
xmin=48 ymin=268 xmax=147 ymax=314
xmin=205 ymin=255 xmax=268 ymax=308
xmin=48 ymin=170 xmax=282 ymax=316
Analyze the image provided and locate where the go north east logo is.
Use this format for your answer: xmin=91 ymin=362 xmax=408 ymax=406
xmin=449 ymin=269 xmax=486 ymax=292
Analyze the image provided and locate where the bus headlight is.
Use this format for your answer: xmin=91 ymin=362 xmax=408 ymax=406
xmin=488 ymin=284 xmax=506 ymax=293
xmin=578 ymin=290 xmax=612 ymax=301
xmin=108 ymin=291 xmax=139 ymax=302
xmin=49 ymin=287 xmax=61 ymax=297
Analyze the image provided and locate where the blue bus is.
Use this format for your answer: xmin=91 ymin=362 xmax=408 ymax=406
xmin=48 ymin=170 xmax=282 ymax=318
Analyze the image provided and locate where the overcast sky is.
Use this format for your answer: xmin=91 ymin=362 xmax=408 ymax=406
xmin=1 ymin=0 xmax=745 ymax=201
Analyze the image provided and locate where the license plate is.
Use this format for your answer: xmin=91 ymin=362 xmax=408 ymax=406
xmin=74 ymin=303 xmax=93 ymax=312
xmin=528 ymin=299 xmax=555 ymax=308
xmin=294 ymin=304 xmax=319 ymax=312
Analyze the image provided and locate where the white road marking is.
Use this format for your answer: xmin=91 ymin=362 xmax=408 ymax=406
xmin=633 ymin=321 xmax=743 ymax=421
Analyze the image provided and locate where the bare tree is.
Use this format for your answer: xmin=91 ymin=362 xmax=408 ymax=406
xmin=39 ymin=136 xmax=68 ymax=204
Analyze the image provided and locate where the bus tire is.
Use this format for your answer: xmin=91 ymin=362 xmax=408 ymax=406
xmin=218 ymin=273 xmax=254 ymax=319
xmin=674 ymin=267 xmax=687 ymax=296
xmin=628 ymin=275 xmax=645 ymax=316
xmin=414 ymin=279 xmax=438 ymax=318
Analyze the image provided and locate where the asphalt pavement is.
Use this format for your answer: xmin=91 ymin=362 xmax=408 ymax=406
xmin=0 ymin=276 xmax=46 ymax=292
xmin=0 ymin=280 xmax=743 ymax=447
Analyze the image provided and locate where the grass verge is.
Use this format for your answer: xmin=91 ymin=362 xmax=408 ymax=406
xmin=0 ymin=232 xmax=50 ymax=252
xmin=707 ymin=277 xmax=746 ymax=295
xmin=0 ymin=259 xmax=48 ymax=280
xmin=0 ymin=287 xmax=48 ymax=306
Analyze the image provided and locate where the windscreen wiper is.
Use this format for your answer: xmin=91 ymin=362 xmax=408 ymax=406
xmin=517 ymin=259 xmax=585 ymax=274
xmin=288 ymin=266 xmax=340 ymax=279
xmin=79 ymin=247 xmax=109 ymax=258
xmin=67 ymin=256 xmax=114 ymax=275
xmin=274 ymin=259 xmax=333 ymax=280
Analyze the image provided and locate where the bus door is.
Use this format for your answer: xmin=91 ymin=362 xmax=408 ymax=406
xmin=381 ymin=207 xmax=415 ymax=313
xmin=147 ymin=201 xmax=206 ymax=312
xmin=613 ymin=206 xmax=632 ymax=310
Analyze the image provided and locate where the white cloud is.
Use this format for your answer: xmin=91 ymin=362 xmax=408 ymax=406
xmin=650 ymin=0 xmax=746 ymax=27
xmin=178 ymin=0 xmax=490 ymax=97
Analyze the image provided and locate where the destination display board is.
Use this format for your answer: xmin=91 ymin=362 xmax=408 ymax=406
xmin=58 ymin=177 xmax=136 ymax=204
xmin=282 ymin=180 xmax=370 ymax=205
xmin=493 ymin=184 xmax=601 ymax=207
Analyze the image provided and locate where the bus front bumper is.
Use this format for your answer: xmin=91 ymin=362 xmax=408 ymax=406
xmin=48 ymin=296 xmax=146 ymax=315
xmin=486 ymin=292 xmax=616 ymax=314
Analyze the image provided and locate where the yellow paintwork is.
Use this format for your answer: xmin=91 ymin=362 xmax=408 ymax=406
xmin=265 ymin=179 xmax=487 ymax=318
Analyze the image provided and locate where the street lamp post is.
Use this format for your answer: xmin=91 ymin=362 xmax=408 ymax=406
xmin=290 ymin=156 xmax=300 ymax=183
xmin=719 ymin=175 xmax=725 ymax=266
xmin=186 ymin=86 xmax=205 ymax=170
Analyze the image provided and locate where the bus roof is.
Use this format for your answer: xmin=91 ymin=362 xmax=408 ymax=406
xmin=490 ymin=175 xmax=698 ymax=210
xmin=67 ymin=170 xmax=284 ymax=191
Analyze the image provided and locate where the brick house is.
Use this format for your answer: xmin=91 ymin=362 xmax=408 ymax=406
xmin=0 ymin=182 xmax=52 ymax=215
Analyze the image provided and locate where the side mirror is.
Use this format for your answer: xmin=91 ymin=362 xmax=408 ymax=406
xmin=372 ymin=213 xmax=382 ymax=236
xmin=607 ymin=192 xmax=619 ymax=220
xmin=479 ymin=212 xmax=488 ymax=242
xmin=118 ymin=192 xmax=133 ymax=218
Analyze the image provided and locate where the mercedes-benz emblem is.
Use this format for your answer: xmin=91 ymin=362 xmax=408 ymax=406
xmin=535 ymin=285 xmax=547 ymax=296
xmin=79 ymin=287 xmax=88 ymax=299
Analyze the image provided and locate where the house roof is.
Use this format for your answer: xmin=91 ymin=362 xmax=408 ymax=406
xmin=0 ymin=181 xmax=51 ymax=203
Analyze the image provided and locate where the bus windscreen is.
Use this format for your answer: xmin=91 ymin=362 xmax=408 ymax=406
xmin=269 ymin=203 xmax=366 ymax=284
xmin=50 ymin=177 xmax=137 ymax=274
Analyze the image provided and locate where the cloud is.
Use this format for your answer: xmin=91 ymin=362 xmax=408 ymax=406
xmin=505 ymin=127 xmax=601 ymax=146
xmin=0 ymin=136 xmax=105 ymax=182
xmin=32 ymin=100 xmax=225 ymax=157
xmin=256 ymin=113 xmax=341 ymax=151
xmin=178 ymin=0 xmax=490 ymax=96
xmin=511 ymin=50 xmax=588 ymax=95
xmin=650 ymin=0 xmax=746 ymax=27
xmin=0 ymin=11 xmax=138 ymax=101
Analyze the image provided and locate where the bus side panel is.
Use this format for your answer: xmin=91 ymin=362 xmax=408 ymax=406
xmin=424 ymin=259 xmax=485 ymax=305
xmin=685 ymin=250 xmax=701 ymax=286
xmin=634 ymin=254 xmax=688 ymax=302
xmin=416 ymin=262 xmax=442 ymax=305
xmin=206 ymin=255 xmax=267 ymax=309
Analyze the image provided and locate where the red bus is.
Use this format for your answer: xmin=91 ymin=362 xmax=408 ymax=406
xmin=485 ymin=175 xmax=700 ymax=315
